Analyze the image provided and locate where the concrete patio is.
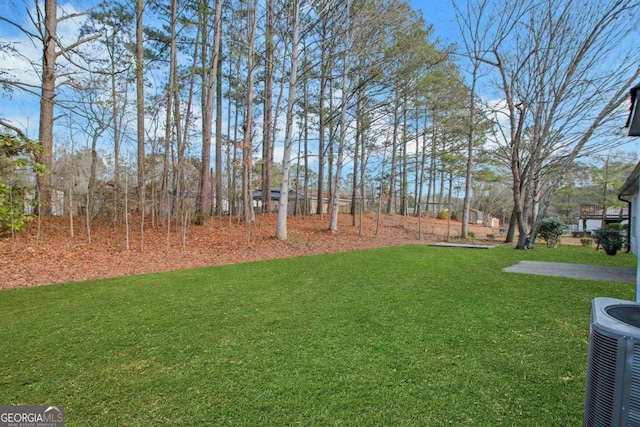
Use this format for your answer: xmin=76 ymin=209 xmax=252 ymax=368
xmin=503 ymin=261 xmax=636 ymax=284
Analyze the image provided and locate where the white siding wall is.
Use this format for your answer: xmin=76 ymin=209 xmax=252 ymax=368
xmin=632 ymin=194 xmax=639 ymax=256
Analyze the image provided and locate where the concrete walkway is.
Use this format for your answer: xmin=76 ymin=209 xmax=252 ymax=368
xmin=429 ymin=242 xmax=495 ymax=249
xmin=503 ymin=261 xmax=636 ymax=284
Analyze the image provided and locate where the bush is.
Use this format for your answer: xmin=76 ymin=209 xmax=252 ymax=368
xmin=0 ymin=183 xmax=36 ymax=237
xmin=538 ymin=217 xmax=566 ymax=248
xmin=580 ymin=238 xmax=593 ymax=247
xmin=593 ymin=226 xmax=624 ymax=256
xmin=0 ymin=131 xmax=45 ymax=237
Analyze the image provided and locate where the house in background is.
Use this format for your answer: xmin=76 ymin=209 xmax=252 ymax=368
xmin=252 ymin=189 xmax=311 ymax=215
xmin=579 ymin=204 xmax=629 ymax=233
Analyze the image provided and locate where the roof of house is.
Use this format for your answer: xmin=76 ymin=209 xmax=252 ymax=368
xmin=626 ymin=83 xmax=640 ymax=136
xmin=252 ymin=189 xmax=307 ymax=200
xmin=619 ymin=161 xmax=640 ymax=202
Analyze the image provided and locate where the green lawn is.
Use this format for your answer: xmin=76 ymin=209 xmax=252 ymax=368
xmin=0 ymin=245 xmax=636 ymax=426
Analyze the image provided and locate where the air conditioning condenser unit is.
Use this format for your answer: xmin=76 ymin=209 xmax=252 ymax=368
xmin=584 ymin=297 xmax=640 ymax=426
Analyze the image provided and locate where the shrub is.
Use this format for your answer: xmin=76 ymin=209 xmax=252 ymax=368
xmin=0 ymin=183 xmax=36 ymax=237
xmin=538 ymin=217 xmax=566 ymax=248
xmin=580 ymin=238 xmax=593 ymax=248
xmin=593 ymin=226 xmax=624 ymax=256
xmin=0 ymin=131 xmax=45 ymax=237
xmin=486 ymin=233 xmax=495 ymax=241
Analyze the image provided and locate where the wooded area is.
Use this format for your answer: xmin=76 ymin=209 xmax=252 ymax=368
xmin=1 ymin=0 xmax=639 ymax=249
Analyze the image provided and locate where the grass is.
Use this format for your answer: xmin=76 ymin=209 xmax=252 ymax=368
xmin=0 ymin=245 xmax=636 ymax=426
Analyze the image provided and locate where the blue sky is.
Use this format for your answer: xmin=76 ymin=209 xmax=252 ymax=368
xmin=0 ymin=0 xmax=465 ymax=156
xmin=410 ymin=0 xmax=459 ymax=47
xmin=1 ymin=0 xmax=638 ymax=157
xmin=411 ymin=0 xmax=640 ymax=155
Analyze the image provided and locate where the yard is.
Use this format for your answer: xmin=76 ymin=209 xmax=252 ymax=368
xmin=0 ymin=245 xmax=635 ymax=425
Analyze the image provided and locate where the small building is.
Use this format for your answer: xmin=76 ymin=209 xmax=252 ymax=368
xmin=458 ymin=209 xmax=499 ymax=227
xmin=468 ymin=209 xmax=484 ymax=225
xmin=252 ymin=189 xmax=311 ymax=215
xmin=310 ymin=194 xmax=351 ymax=214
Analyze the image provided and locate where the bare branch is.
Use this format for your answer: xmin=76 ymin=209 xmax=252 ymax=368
xmin=57 ymin=10 xmax=93 ymax=24
xmin=55 ymin=33 xmax=103 ymax=58
xmin=0 ymin=119 xmax=28 ymax=140
xmin=0 ymin=15 xmax=40 ymax=39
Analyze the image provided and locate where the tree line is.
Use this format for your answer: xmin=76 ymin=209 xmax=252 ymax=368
xmin=1 ymin=0 xmax=638 ymax=248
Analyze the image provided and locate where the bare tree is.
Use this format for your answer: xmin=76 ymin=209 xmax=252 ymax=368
xmin=262 ymin=0 xmax=275 ymax=214
xmin=275 ymin=0 xmax=301 ymax=240
xmin=242 ymin=0 xmax=258 ymax=225
xmin=1 ymin=0 xmax=101 ymax=215
xmin=453 ymin=0 xmax=488 ymax=238
xmin=160 ymin=0 xmax=178 ymax=229
xmin=196 ymin=0 xmax=223 ymax=224
xmin=134 ymin=0 xmax=145 ymax=248
xmin=329 ymin=0 xmax=352 ymax=233
xmin=88 ymin=4 xmax=134 ymax=223
xmin=476 ymin=0 xmax=640 ymax=248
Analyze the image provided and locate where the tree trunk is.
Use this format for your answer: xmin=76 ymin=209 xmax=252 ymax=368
xmin=417 ymin=110 xmax=428 ymax=222
xmin=426 ymin=117 xmax=436 ymax=217
xmin=242 ymin=2 xmax=258 ymax=225
xmin=351 ymin=89 xmax=361 ymax=225
xmin=276 ymin=0 xmax=300 ymax=240
xmin=161 ymin=0 xmax=178 ymax=228
xmin=505 ymin=207 xmax=517 ymax=243
xmin=262 ymin=0 xmax=274 ymax=214
xmin=386 ymin=94 xmax=399 ymax=214
xmin=316 ymin=21 xmax=328 ymax=215
xmin=215 ymin=42 xmax=223 ymax=217
xmin=400 ymin=96 xmax=408 ymax=216
xmin=35 ymin=0 xmax=58 ymax=216
xmin=461 ymin=68 xmax=477 ymax=238
xmin=196 ymin=0 xmax=223 ymax=223
xmin=329 ymin=0 xmax=351 ymax=233
xmin=135 ymin=0 xmax=145 ymax=216
xmin=302 ymin=59 xmax=310 ymax=216
xmin=110 ymin=48 xmax=123 ymax=224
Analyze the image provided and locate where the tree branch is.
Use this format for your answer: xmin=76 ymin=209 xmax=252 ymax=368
xmin=57 ymin=10 xmax=94 ymax=24
xmin=56 ymin=33 xmax=103 ymax=58
xmin=0 ymin=15 xmax=40 ymax=39
xmin=0 ymin=119 xmax=28 ymax=140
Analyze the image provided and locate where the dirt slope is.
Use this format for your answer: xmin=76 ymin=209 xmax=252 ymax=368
xmin=1 ymin=212 xmax=498 ymax=290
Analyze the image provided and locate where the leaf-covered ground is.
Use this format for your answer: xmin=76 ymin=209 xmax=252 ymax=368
xmin=1 ymin=212 xmax=499 ymax=290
